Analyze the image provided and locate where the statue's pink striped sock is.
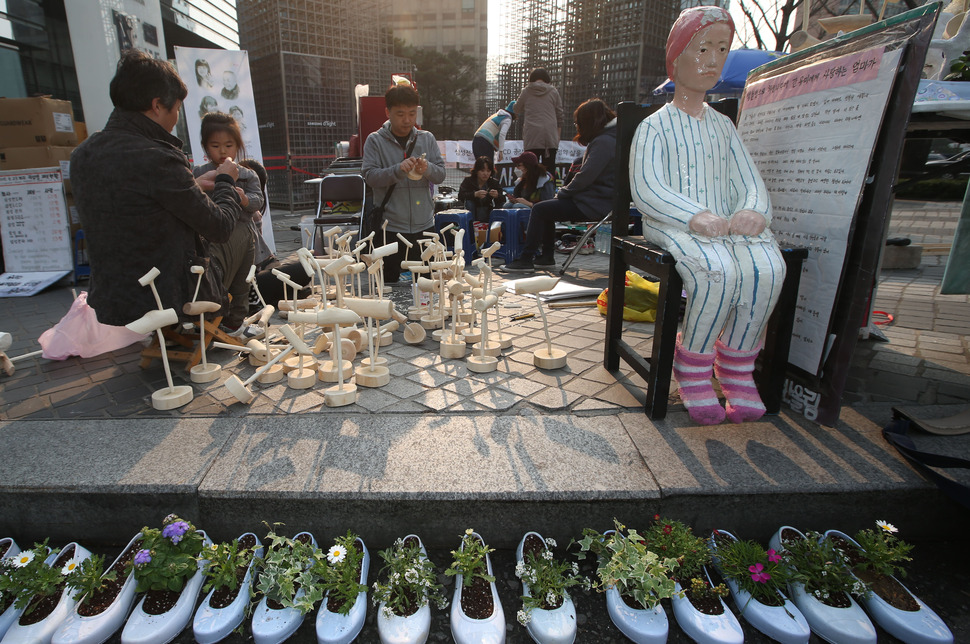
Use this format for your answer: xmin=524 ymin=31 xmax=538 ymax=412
xmin=714 ymin=340 xmax=766 ymax=423
xmin=673 ymin=334 xmax=724 ymax=425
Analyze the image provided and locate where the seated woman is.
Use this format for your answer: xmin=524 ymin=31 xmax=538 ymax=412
xmin=503 ymin=98 xmax=616 ymax=271
xmin=458 ymin=156 xmax=505 ymax=222
xmin=506 ymin=151 xmax=555 ymax=210
xmin=630 ymin=6 xmax=786 ymax=425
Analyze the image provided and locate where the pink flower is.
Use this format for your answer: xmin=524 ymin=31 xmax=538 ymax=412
xmin=767 ymin=548 xmax=782 ymax=563
xmin=749 ymin=563 xmax=771 ymax=583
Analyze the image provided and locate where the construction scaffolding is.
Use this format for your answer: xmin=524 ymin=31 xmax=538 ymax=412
xmin=239 ymin=0 xmax=409 ymax=209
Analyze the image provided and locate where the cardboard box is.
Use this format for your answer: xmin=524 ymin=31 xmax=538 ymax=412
xmin=74 ymin=120 xmax=88 ymax=143
xmin=0 ymin=146 xmax=75 ymax=193
xmin=0 ymin=97 xmax=78 ymax=147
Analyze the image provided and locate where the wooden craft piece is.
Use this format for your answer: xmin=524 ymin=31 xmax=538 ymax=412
xmin=128 ymin=268 xmax=194 ymax=410
xmin=0 ymin=332 xmax=43 ymax=378
xmin=184 ymin=266 xmax=223 ymax=384
xmin=514 ymin=276 xmax=568 ymax=370
xmin=467 ymin=291 xmax=499 ymax=373
xmin=224 ymin=343 xmax=296 ymax=404
xmin=246 ymin=265 xmax=267 ymax=308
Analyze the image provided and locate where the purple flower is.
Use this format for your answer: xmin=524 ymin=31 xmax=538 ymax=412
xmin=162 ymin=521 xmax=190 ymax=544
xmin=749 ymin=562 xmax=771 ymax=583
xmin=134 ymin=549 xmax=152 ymax=566
xmin=767 ymin=548 xmax=782 ymax=563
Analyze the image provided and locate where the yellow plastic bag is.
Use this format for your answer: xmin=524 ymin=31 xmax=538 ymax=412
xmin=596 ymin=271 xmax=660 ymax=322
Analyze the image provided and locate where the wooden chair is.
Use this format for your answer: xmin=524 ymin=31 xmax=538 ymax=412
xmin=604 ymin=101 xmax=807 ymax=419
xmin=139 ymin=310 xmax=243 ymax=372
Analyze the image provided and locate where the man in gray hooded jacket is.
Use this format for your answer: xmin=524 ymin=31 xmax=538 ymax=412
xmin=361 ymin=84 xmax=446 ymax=282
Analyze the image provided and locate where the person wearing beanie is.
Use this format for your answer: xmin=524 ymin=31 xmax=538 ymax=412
xmin=472 ymin=100 xmax=516 ymax=164
xmin=630 ymin=6 xmax=786 ymax=426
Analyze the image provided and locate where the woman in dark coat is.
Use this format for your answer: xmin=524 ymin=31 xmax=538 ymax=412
xmin=503 ymin=98 xmax=617 ymax=271
xmin=458 ymin=156 xmax=504 ymax=222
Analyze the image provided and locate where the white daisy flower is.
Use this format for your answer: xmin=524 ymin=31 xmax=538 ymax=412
xmin=875 ymin=520 xmax=898 ymax=534
xmin=12 ymin=551 xmax=34 ymax=567
xmin=327 ymin=545 xmax=346 ymax=564
xmin=61 ymin=559 xmax=81 ymax=575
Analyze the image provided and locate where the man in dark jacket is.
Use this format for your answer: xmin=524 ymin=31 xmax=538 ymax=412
xmin=71 ymin=49 xmax=240 ymax=327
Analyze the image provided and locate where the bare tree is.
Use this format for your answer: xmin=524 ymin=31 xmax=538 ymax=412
xmin=733 ymin=0 xmax=921 ymax=52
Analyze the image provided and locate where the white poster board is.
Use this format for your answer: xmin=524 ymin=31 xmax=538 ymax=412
xmin=173 ymin=46 xmax=276 ymax=255
xmin=0 ymin=168 xmax=72 ymax=274
xmin=0 ymin=271 xmax=71 ymax=297
xmin=738 ymin=47 xmax=902 ymax=374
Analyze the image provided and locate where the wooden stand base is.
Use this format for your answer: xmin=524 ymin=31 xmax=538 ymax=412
xmin=463 ymin=329 xmax=482 ymax=344
xmin=403 ymin=323 xmax=426 ymax=343
xmin=360 ymin=356 xmax=387 ymax=368
xmin=408 ymin=307 xmax=428 ymax=321
xmin=534 ymin=347 xmax=567 ymax=370
xmin=420 ymin=315 xmax=444 ymax=330
xmin=345 ymin=328 xmax=365 ymax=351
xmin=287 ymin=368 xmax=317 ymax=389
xmin=440 ymin=339 xmax=466 ymax=359
xmin=257 ymin=364 xmax=285 ymax=384
xmin=355 ymin=365 xmax=390 ymax=387
xmin=224 ymin=376 xmax=255 ymax=404
xmin=248 ymin=354 xmax=267 ymax=367
xmin=495 ymin=335 xmax=514 ymax=350
xmin=318 ymin=360 xmax=354 ymax=382
xmin=283 ymin=355 xmax=316 ymax=373
xmin=152 ymin=385 xmax=194 ymax=410
xmin=325 ymin=383 xmax=357 ymax=406
xmin=189 ymin=363 xmax=221 ymax=384
xmin=466 ymin=355 xmax=498 ymax=373
xmin=471 ymin=340 xmax=502 ymax=357
xmin=329 ymin=339 xmax=357 ymax=363
xmin=457 ymin=311 xmax=474 ymax=324
xmin=379 ymin=331 xmax=393 ymax=347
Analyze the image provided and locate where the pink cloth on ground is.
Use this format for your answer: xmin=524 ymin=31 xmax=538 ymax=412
xmin=38 ymin=291 xmax=148 ymax=360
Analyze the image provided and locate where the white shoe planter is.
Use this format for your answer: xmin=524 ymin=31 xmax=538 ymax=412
xmin=251 ymin=532 xmax=317 ymax=644
xmin=604 ymin=585 xmax=667 ymax=644
xmin=768 ymin=527 xmax=876 ymax=644
xmin=824 ymin=530 xmax=953 ymax=644
xmin=515 ymin=531 xmax=576 ymax=644
xmin=193 ymin=532 xmax=264 ymax=644
xmin=377 ymin=535 xmax=431 ymax=644
xmin=0 ymin=538 xmax=24 ymax=642
xmin=52 ymin=533 xmax=144 ymax=644
xmin=449 ymin=532 xmax=505 ymax=644
xmin=315 ymin=537 xmax=369 ymax=644
xmin=2 ymin=542 xmax=93 ymax=644
xmin=709 ymin=529 xmax=811 ymax=644
xmin=121 ymin=531 xmax=212 ymax=644
xmin=669 ymin=569 xmax=744 ymax=644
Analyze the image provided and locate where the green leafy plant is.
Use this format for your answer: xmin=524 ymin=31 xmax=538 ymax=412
xmin=850 ymin=521 xmax=913 ymax=579
xmin=514 ymin=534 xmax=589 ymax=626
xmin=777 ymin=529 xmax=866 ymax=607
xmin=445 ymin=529 xmax=495 ymax=587
xmin=202 ymin=538 xmax=258 ymax=594
xmin=129 ymin=514 xmax=206 ymax=594
xmin=642 ymin=516 xmax=727 ymax=603
xmin=576 ymin=519 xmax=678 ymax=610
xmin=944 ymin=49 xmax=970 ymax=81
xmin=371 ymin=536 xmax=447 ymax=619
xmin=711 ymin=531 xmax=792 ymax=607
xmin=68 ymin=555 xmax=117 ymax=606
xmin=0 ymin=543 xmax=59 ymax=615
xmin=312 ymin=531 xmax=368 ymax=616
xmin=254 ymin=525 xmax=325 ymax=616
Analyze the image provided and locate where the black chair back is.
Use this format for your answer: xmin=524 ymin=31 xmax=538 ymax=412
xmin=612 ymin=102 xmax=662 ymax=236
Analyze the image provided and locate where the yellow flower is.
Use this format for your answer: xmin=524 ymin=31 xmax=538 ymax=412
xmin=876 ymin=520 xmax=898 ymax=534
xmin=465 ymin=528 xmax=474 ymax=535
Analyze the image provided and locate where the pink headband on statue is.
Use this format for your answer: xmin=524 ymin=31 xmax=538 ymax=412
xmin=665 ymin=6 xmax=735 ymax=79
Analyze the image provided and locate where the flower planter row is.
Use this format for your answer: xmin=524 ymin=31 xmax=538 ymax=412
xmin=0 ymin=520 xmax=955 ymax=644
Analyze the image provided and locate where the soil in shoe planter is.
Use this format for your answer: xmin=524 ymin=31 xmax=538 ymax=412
xmin=19 ymin=544 xmax=77 ymax=626
xmin=77 ymin=539 xmax=142 ymax=617
xmin=209 ymin=534 xmax=258 ymax=610
xmin=522 ymin=534 xmax=563 ymax=611
xmin=673 ymin=578 xmax=725 ymax=616
xmin=779 ymin=528 xmax=851 ymax=609
xmin=0 ymin=542 xmax=11 ymax=613
xmin=460 ymin=575 xmax=494 ymax=620
xmin=829 ymin=535 xmax=919 ymax=611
